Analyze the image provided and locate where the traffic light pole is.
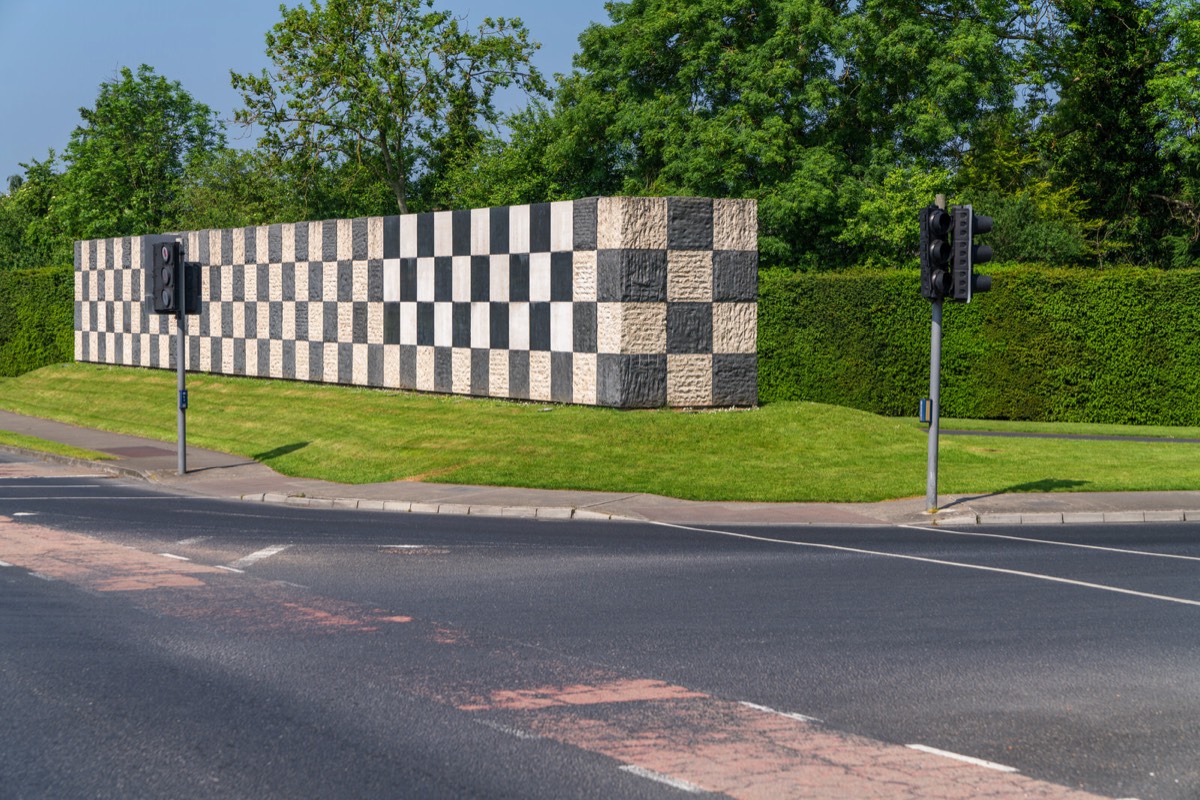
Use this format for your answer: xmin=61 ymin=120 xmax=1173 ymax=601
xmin=177 ymin=311 xmax=186 ymax=476
xmin=926 ymin=298 xmax=942 ymax=513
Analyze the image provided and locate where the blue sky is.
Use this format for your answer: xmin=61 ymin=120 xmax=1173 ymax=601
xmin=0 ymin=0 xmax=611 ymax=184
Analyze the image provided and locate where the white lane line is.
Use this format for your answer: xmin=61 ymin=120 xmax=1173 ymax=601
xmin=0 ymin=560 xmax=12 ymax=567
xmin=176 ymin=536 xmax=211 ymax=546
xmin=651 ymin=521 xmax=1200 ymax=608
xmin=159 ymin=553 xmax=190 ymax=561
xmin=903 ymin=523 xmax=1200 ymax=563
xmin=11 ymin=512 xmax=37 ymax=517
xmin=619 ymin=765 xmax=706 ymax=794
xmin=906 ymin=744 xmax=1018 ymax=773
xmin=217 ymin=565 xmax=245 ymax=573
xmin=227 ymin=544 xmax=291 ymax=570
xmin=0 ymin=496 xmax=175 ymax=500
xmin=739 ymin=701 xmax=822 ymax=724
xmin=474 ymin=719 xmax=540 ymax=740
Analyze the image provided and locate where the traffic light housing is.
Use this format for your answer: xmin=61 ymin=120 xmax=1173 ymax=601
xmin=145 ymin=237 xmax=200 ymax=316
xmin=950 ymin=205 xmax=993 ymax=303
xmin=919 ymin=205 xmax=952 ymax=301
xmin=147 ymin=237 xmax=182 ymax=315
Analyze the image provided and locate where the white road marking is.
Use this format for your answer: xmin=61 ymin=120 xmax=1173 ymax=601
xmin=217 ymin=565 xmax=245 ymax=573
xmin=619 ymin=765 xmax=706 ymax=793
xmin=0 ymin=560 xmax=12 ymax=567
xmin=158 ymin=553 xmax=190 ymax=561
xmin=903 ymin=523 xmax=1200 ymax=562
xmin=227 ymin=544 xmax=291 ymax=570
xmin=738 ymin=701 xmax=822 ymax=723
xmin=0 ymin=496 xmax=174 ymax=500
xmin=474 ymin=719 xmax=540 ymax=740
xmin=176 ymin=536 xmax=211 ymax=546
xmin=906 ymin=744 xmax=1018 ymax=773
xmin=11 ymin=512 xmax=37 ymax=517
xmin=652 ymin=522 xmax=1200 ymax=608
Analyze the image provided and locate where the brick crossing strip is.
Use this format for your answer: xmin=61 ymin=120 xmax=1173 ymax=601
xmin=0 ymin=516 xmax=1112 ymax=799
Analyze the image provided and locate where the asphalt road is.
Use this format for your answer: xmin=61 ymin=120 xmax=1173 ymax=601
xmin=2 ymin=451 xmax=1199 ymax=799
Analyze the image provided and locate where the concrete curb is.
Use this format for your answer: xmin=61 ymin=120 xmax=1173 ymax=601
xmin=243 ymin=491 xmax=622 ymax=521
xmin=930 ymin=510 xmax=1200 ymax=526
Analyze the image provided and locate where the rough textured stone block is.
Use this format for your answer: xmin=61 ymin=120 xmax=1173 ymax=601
xmin=713 ymin=198 xmax=757 ymax=251
xmin=668 ymin=354 xmax=713 ymax=406
xmin=713 ymin=302 xmax=757 ymax=354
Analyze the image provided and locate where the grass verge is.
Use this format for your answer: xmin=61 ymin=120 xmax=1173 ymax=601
xmin=1 ymin=363 xmax=1199 ymax=502
xmin=0 ymin=428 xmax=115 ymax=462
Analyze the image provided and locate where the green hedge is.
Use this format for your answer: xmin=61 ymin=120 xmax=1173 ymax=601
xmin=759 ymin=265 xmax=1200 ymax=425
xmin=0 ymin=264 xmax=74 ymax=377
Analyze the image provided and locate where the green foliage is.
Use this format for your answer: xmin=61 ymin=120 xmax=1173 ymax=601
xmin=232 ymin=0 xmax=549 ymax=214
xmin=0 ymin=153 xmax=69 ymax=269
xmin=760 ymin=265 xmax=1200 ymax=425
xmin=0 ymin=265 xmax=73 ymax=376
xmin=56 ymin=65 xmax=225 ymax=242
xmin=536 ymin=0 xmax=1014 ymax=268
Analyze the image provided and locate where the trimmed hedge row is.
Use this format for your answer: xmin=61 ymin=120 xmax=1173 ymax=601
xmin=0 ymin=265 xmax=74 ymax=377
xmin=759 ymin=265 xmax=1200 ymax=425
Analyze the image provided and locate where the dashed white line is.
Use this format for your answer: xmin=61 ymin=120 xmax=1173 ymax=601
xmin=227 ymin=544 xmax=291 ymax=570
xmin=11 ymin=512 xmax=38 ymax=517
xmin=903 ymin=523 xmax=1200 ymax=562
xmin=906 ymin=744 xmax=1018 ymax=773
xmin=158 ymin=553 xmax=190 ymax=561
xmin=619 ymin=765 xmax=706 ymax=794
xmin=217 ymin=565 xmax=245 ymax=573
xmin=176 ymin=536 xmax=211 ymax=546
xmin=738 ymin=701 xmax=822 ymax=723
xmin=651 ymin=521 xmax=1200 ymax=608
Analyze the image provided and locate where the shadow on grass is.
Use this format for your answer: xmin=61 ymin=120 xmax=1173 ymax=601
xmin=253 ymin=441 xmax=310 ymax=461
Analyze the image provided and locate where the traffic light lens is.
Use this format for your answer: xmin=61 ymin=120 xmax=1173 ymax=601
xmin=929 ymin=240 xmax=950 ymax=265
xmin=160 ymin=244 xmax=173 ymax=263
xmin=928 ymin=209 xmax=950 ymax=238
xmin=161 ymin=266 xmax=173 ymax=285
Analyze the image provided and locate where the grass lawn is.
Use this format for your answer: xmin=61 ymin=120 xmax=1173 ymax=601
xmin=1 ymin=363 xmax=1199 ymax=502
xmin=0 ymin=428 xmax=115 ymax=462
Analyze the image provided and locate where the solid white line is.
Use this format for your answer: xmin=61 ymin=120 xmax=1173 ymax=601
xmin=474 ymin=719 xmax=540 ymax=740
xmin=11 ymin=512 xmax=38 ymax=517
xmin=906 ymin=744 xmax=1018 ymax=773
xmin=176 ymin=536 xmax=211 ymax=546
xmin=0 ymin=496 xmax=175 ymax=500
xmin=227 ymin=544 xmax=291 ymax=570
xmin=739 ymin=701 xmax=822 ymax=724
xmin=158 ymin=553 xmax=189 ymax=561
xmin=619 ymin=765 xmax=705 ymax=794
xmin=903 ymin=523 xmax=1200 ymax=562
xmin=216 ymin=565 xmax=245 ymax=573
xmin=651 ymin=521 xmax=1200 ymax=608
xmin=0 ymin=560 xmax=12 ymax=567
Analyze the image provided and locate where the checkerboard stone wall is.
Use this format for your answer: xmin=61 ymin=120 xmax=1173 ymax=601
xmin=74 ymin=196 xmax=757 ymax=408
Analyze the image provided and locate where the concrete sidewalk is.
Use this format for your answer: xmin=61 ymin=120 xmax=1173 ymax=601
xmin=3 ymin=408 xmax=1200 ymax=527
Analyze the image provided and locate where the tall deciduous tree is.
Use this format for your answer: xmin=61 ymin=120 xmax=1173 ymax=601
xmin=57 ymin=65 xmax=225 ymax=240
xmin=231 ymin=0 xmax=549 ymax=214
xmin=542 ymin=0 xmax=1016 ymax=268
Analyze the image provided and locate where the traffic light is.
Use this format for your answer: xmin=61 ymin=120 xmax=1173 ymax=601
xmin=147 ymin=237 xmax=182 ymax=315
xmin=919 ymin=205 xmax=952 ymax=301
xmin=950 ymin=205 xmax=993 ymax=303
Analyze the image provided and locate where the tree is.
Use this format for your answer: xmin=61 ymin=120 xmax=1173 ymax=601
xmin=536 ymin=0 xmax=1017 ymax=268
xmin=231 ymin=0 xmax=549 ymax=214
xmin=56 ymin=65 xmax=225 ymax=240
xmin=0 ymin=153 xmax=69 ymax=269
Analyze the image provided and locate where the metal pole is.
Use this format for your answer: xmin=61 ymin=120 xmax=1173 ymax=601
xmin=177 ymin=308 xmax=186 ymax=475
xmin=925 ymin=298 xmax=942 ymax=513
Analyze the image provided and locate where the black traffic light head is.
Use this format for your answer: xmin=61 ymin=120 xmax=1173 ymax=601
xmin=919 ymin=205 xmax=952 ymax=301
xmin=145 ymin=236 xmax=182 ymax=315
xmin=950 ymin=205 xmax=993 ymax=303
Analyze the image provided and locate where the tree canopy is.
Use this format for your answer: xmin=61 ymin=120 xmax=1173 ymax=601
xmin=231 ymin=0 xmax=549 ymax=214
xmin=2 ymin=0 xmax=1198 ymax=272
